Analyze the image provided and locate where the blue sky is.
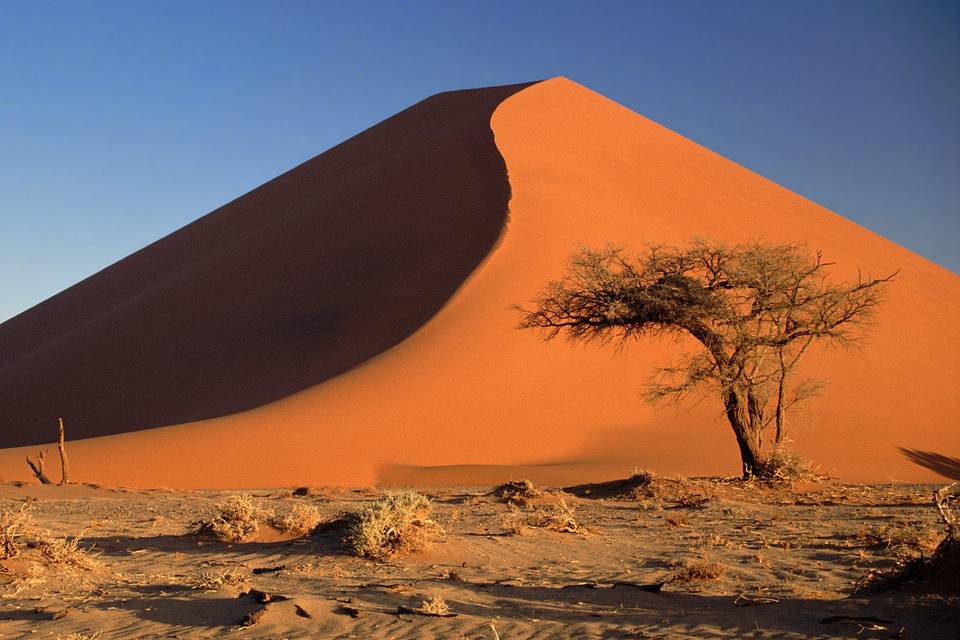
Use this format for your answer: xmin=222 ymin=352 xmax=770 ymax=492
xmin=1 ymin=0 xmax=957 ymax=322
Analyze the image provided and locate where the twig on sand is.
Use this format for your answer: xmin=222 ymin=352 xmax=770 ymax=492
xmin=734 ymin=593 xmax=780 ymax=606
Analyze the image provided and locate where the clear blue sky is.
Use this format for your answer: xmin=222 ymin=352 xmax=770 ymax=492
xmin=1 ymin=0 xmax=957 ymax=322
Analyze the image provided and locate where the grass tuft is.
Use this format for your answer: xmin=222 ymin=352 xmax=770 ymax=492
xmin=492 ymin=479 xmax=542 ymax=505
xmin=268 ymin=503 xmax=323 ymax=537
xmin=504 ymin=498 xmax=582 ymax=534
xmin=756 ymin=448 xmax=816 ymax=484
xmin=32 ymin=532 xmax=101 ymax=570
xmin=194 ymin=494 xmax=268 ymax=543
xmin=420 ymin=595 xmax=450 ymax=616
xmin=345 ymin=491 xmax=443 ymax=560
xmin=671 ymin=558 xmax=726 ymax=583
xmin=852 ymin=520 xmax=942 ymax=556
xmin=190 ymin=568 xmax=250 ymax=591
xmin=0 ymin=504 xmax=32 ymax=560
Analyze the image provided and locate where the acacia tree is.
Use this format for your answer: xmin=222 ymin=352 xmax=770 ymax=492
xmin=518 ymin=240 xmax=893 ymax=479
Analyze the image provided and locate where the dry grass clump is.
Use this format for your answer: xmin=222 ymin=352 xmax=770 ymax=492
xmin=420 ymin=595 xmax=450 ymax=616
xmin=856 ymin=483 xmax=960 ymax=593
xmin=504 ymin=498 xmax=582 ymax=534
xmin=32 ymin=532 xmax=101 ymax=570
xmin=671 ymin=558 xmax=726 ymax=583
xmin=268 ymin=503 xmax=323 ymax=537
xmin=669 ymin=490 xmax=712 ymax=510
xmin=345 ymin=491 xmax=443 ymax=560
xmin=57 ymin=633 xmax=103 ymax=640
xmin=756 ymin=448 xmax=816 ymax=484
xmin=1 ymin=505 xmax=99 ymax=570
xmin=627 ymin=468 xmax=655 ymax=487
xmin=492 ymin=479 xmax=542 ymax=505
xmin=190 ymin=568 xmax=249 ymax=591
xmin=0 ymin=504 xmax=32 ymax=559
xmin=852 ymin=520 xmax=942 ymax=556
xmin=194 ymin=494 xmax=269 ymax=543
xmin=195 ymin=495 xmax=325 ymax=542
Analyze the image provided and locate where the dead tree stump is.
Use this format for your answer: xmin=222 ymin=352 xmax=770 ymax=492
xmin=26 ymin=450 xmax=52 ymax=485
xmin=57 ymin=418 xmax=70 ymax=485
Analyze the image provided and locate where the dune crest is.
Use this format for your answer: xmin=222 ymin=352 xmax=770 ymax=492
xmin=1 ymin=77 xmax=957 ymax=487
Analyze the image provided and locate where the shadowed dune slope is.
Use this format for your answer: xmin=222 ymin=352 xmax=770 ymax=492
xmin=0 ymin=81 xmax=533 ymax=445
xmin=1 ymin=77 xmax=957 ymax=486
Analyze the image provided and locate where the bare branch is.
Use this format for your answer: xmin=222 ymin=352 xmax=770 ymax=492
xmin=517 ymin=238 xmax=894 ymax=479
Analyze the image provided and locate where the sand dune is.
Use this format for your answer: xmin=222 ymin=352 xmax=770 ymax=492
xmin=0 ymin=81 xmax=531 ymax=443
xmin=1 ymin=77 xmax=957 ymax=487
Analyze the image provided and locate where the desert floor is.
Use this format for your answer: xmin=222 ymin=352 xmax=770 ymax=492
xmin=0 ymin=476 xmax=956 ymax=639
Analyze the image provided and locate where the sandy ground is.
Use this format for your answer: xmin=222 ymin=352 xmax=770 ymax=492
xmin=0 ymin=477 xmax=956 ymax=639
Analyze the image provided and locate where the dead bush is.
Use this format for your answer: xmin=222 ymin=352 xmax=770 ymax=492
xmin=32 ymin=532 xmax=101 ymax=570
xmin=420 ymin=595 xmax=450 ymax=616
xmin=756 ymin=448 xmax=816 ymax=484
xmin=0 ymin=505 xmax=99 ymax=570
xmin=345 ymin=491 xmax=443 ymax=560
xmin=671 ymin=558 xmax=726 ymax=583
xmin=856 ymin=484 xmax=960 ymax=593
xmin=669 ymin=491 xmax=712 ymax=510
xmin=194 ymin=494 xmax=269 ymax=543
xmin=268 ymin=503 xmax=323 ymax=537
xmin=852 ymin=520 xmax=941 ymax=556
xmin=504 ymin=498 xmax=582 ymax=534
xmin=492 ymin=479 xmax=542 ymax=505
xmin=190 ymin=568 xmax=249 ymax=591
xmin=0 ymin=504 xmax=32 ymax=560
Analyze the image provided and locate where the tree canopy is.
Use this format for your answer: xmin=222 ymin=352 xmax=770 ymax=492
xmin=518 ymin=240 xmax=893 ymax=479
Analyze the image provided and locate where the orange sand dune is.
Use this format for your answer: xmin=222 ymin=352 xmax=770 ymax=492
xmin=1 ymin=77 xmax=957 ymax=487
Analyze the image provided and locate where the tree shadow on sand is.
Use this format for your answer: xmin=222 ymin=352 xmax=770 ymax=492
xmin=82 ymin=527 xmax=353 ymax=560
xmin=344 ymin=576 xmax=958 ymax=638
xmin=899 ymin=449 xmax=960 ymax=481
xmin=98 ymin=590 xmax=261 ymax=629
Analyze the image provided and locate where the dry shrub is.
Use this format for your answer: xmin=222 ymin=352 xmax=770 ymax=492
xmin=0 ymin=505 xmax=99 ymax=570
xmin=420 ymin=595 xmax=450 ymax=616
xmin=346 ymin=491 xmax=443 ymax=560
xmin=671 ymin=558 xmax=726 ymax=583
xmin=669 ymin=490 xmax=712 ymax=510
xmin=0 ymin=504 xmax=32 ymax=560
xmin=853 ymin=520 xmax=942 ymax=556
xmin=857 ymin=483 xmax=960 ymax=593
xmin=505 ymin=498 xmax=582 ymax=534
xmin=756 ymin=448 xmax=816 ymax=484
xmin=627 ymin=468 xmax=655 ymax=488
xmin=32 ymin=532 xmax=101 ymax=570
xmin=194 ymin=494 xmax=269 ymax=543
xmin=191 ymin=568 xmax=249 ymax=591
xmin=268 ymin=503 xmax=323 ymax=537
xmin=492 ymin=480 xmax=541 ymax=505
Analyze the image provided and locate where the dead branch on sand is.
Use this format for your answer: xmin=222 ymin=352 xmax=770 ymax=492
xmin=25 ymin=418 xmax=72 ymax=485
xmin=26 ymin=449 xmax=52 ymax=485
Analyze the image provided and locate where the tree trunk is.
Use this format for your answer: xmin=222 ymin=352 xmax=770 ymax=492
xmin=57 ymin=418 xmax=70 ymax=486
xmin=774 ymin=349 xmax=786 ymax=445
xmin=724 ymin=387 xmax=764 ymax=479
